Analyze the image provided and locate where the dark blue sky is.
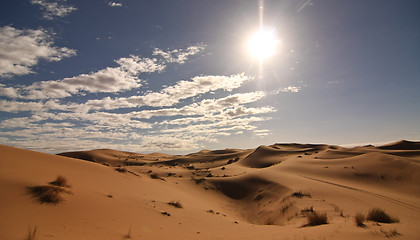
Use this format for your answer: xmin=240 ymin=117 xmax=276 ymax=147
xmin=0 ymin=0 xmax=419 ymax=153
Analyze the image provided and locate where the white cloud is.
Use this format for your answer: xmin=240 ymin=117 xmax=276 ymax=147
xmin=30 ymin=0 xmax=77 ymax=20
xmin=272 ymin=86 xmax=301 ymax=94
xmin=0 ymin=88 xmax=272 ymax=153
xmin=107 ymin=2 xmax=123 ymax=7
xmin=139 ymin=135 xmax=202 ymax=151
xmin=0 ymin=99 xmax=70 ymax=113
xmin=0 ymin=100 xmax=44 ymax=113
xmin=161 ymin=116 xmax=267 ymax=135
xmin=76 ymin=73 xmax=251 ymax=111
xmin=18 ymin=92 xmax=267 ymax=126
xmin=0 ymin=88 xmax=264 ymax=117
xmin=0 ymin=26 xmax=76 ymax=78
xmin=2 ymin=137 xmax=143 ymax=153
xmin=221 ymin=106 xmax=275 ymax=118
xmin=254 ymin=129 xmax=270 ymax=136
xmin=116 ymin=55 xmax=165 ymax=74
xmin=5 ymin=44 xmax=204 ymax=100
xmin=24 ymin=66 xmax=143 ymax=99
xmin=153 ymin=44 xmax=206 ymax=64
xmin=124 ymin=91 xmax=267 ymax=120
xmin=0 ymin=84 xmax=19 ymax=98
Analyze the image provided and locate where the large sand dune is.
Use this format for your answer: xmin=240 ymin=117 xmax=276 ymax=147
xmin=1 ymin=140 xmax=420 ymax=239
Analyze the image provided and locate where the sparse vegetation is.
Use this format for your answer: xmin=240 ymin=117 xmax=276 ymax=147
xmin=150 ymin=173 xmax=165 ymax=181
xmin=306 ymin=212 xmax=328 ymax=226
xmin=28 ymin=176 xmax=72 ymax=204
xmin=26 ymin=226 xmax=38 ymax=240
xmin=254 ymin=194 xmax=263 ymax=201
xmin=123 ymin=227 xmax=132 ymax=239
xmin=281 ymin=203 xmax=292 ymax=213
xmin=115 ymin=167 xmax=128 ymax=173
xmin=28 ymin=186 xmax=66 ymax=204
xmin=292 ymin=191 xmax=311 ymax=198
xmin=366 ymin=208 xmax=399 ymax=223
xmin=168 ymin=201 xmax=183 ymax=208
xmin=161 ymin=211 xmax=171 ymax=216
xmin=354 ymin=213 xmax=365 ymax=227
xmin=380 ymin=228 xmax=401 ymax=238
xmin=49 ymin=176 xmax=70 ymax=188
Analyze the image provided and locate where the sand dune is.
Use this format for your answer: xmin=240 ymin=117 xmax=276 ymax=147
xmin=377 ymin=140 xmax=420 ymax=150
xmin=1 ymin=140 xmax=420 ymax=239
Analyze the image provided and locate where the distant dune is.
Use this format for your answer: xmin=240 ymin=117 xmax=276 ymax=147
xmin=1 ymin=140 xmax=420 ymax=239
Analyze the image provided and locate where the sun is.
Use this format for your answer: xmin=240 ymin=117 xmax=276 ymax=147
xmin=248 ymin=27 xmax=278 ymax=60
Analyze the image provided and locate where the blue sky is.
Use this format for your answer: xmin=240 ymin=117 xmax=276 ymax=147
xmin=0 ymin=0 xmax=419 ymax=154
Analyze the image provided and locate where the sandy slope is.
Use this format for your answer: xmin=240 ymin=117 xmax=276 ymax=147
xmin=1 ymin=140 xmax=420 ymax=239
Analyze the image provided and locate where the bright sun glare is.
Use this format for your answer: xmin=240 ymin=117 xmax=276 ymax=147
xmin=248 ymin=27 xmax=278 ymax=60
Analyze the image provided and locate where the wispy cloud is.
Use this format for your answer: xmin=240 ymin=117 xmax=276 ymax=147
xmin=153 ymin=44 xmax=206 ymax=64
xmin=272 ymin=86 xmax=301 ymax=94
xmin=30 ymin=0 xmax=77 ymax=20
xmin=0 ymin=26 xmax=76 ymax=79
xmin=107 ymin=2 xmax=123 ymax=7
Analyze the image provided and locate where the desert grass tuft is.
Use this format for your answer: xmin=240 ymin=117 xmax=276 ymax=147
xmin=292 ymin=191 xmax=311 ymax=198
xmin=115 ymin=167 xmax=128 ymax=173
xmin=26 ymin=226 xmax=38 ymax=240
xmin=354 ymin=213 xmax=366 ymax=227
xmin=28 ymin=176 xmax=72 ymax=204
xmin=366 ymin=208 xmax=399 ymax=223
xmin=161 ymin=211 xmax=171 ymax=216
xmin=301 ymin=206 xmax=314 ymax=214
xmin=168 ymin=200 xmax=183 ymax=208
xmin=49 ymin=175 xmax=70 ymax=188
xmin=28 ymin=185 xmax=71 ymax=204
xmin=306 ymin=211 xmax=328 ymax=226
xmin=123 ymin=227 xmax=132 ymax=239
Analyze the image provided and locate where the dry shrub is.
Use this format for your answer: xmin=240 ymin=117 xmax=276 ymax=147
xmin=28 ymin=185 xmax=71 ymax=204
xmin=354 ymin=213 xmax=365 ymax=227
xmin=168 ymin=201 xmax=183 ymax=208
xmin=292 ymin=191 xmax=311 ymax=198
xmin=28 ymin=176 xmax=72 ymax=204
xmin=49 ymin=176 xmax=70 ymax=188
xmin=161 ymin=211 xmax=171 ymax=216
xmin=301 ymin=206 xmax=314 ymax=214
xmin=307 ymin=212 xmax=328 ymax=226
xmin=367 ymin=208 xmax=399 ymax=223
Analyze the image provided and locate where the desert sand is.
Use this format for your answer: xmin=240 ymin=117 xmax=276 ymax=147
xmin=1 ymin=140 xmax=419 ymax=240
